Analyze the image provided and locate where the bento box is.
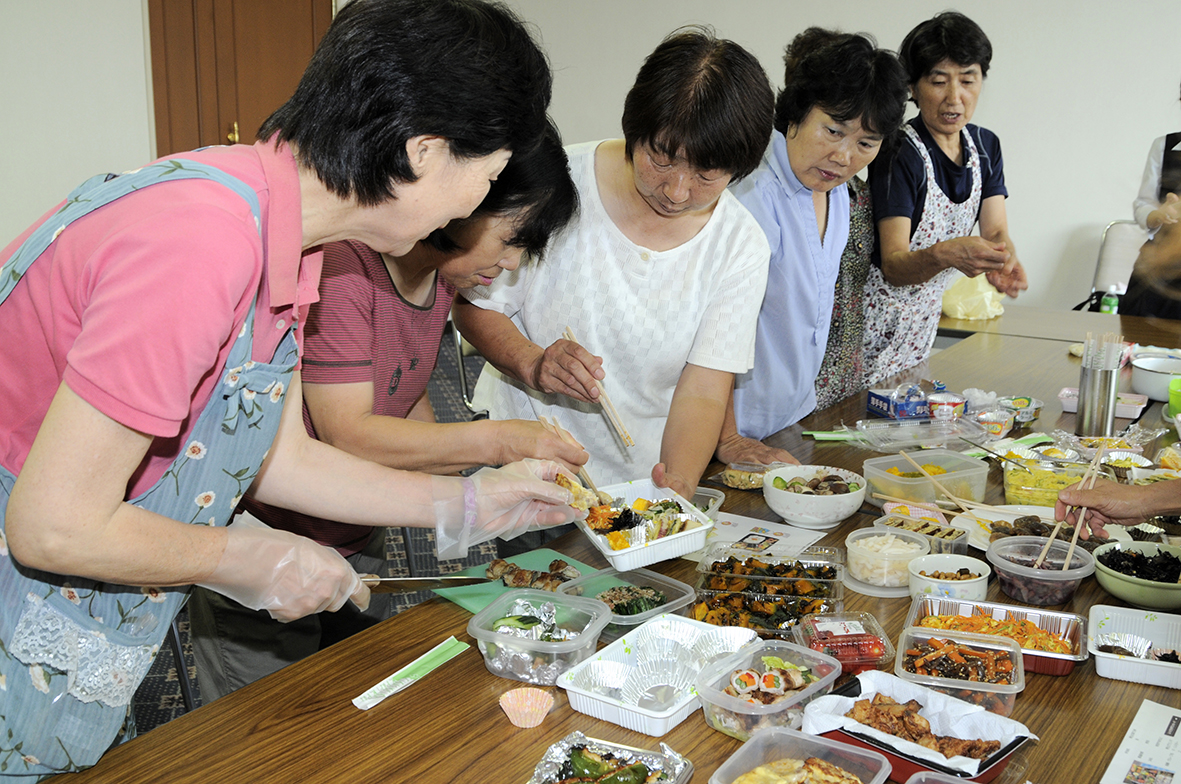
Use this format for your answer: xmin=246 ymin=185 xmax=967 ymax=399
xmin=803 ymin=670 xmax=1033 ymax=784
xmin=695 ymin=638 xmax=841 ymax=740
xmin=467 ymin=589 xmax=611 ymax=685
xmin=863 ymin=450 xmax=988 ymax=509
xmin=692 ymin=545 xmax=845 ymax=636
xmin=576 ymin=479 xmax=713 ymax=571
xmin=873 ymin=512 xmax=969 ymax=555
xmin=558 ymin=615 xmax=757 ymax=736
xmin=1088 ymin=603 xmax=1181 ymax=689
xmin=904 ymin=595 xmax=1086 ymax=676
xmin=556 ymin=567 xmax=695 ymax=642
xmin=527 ymin=731 xmax=693 ymax=784
xmin=709 ymin=726 xmax=892 ymax=784
xmin=895 ymin=627 xmax=1024 ymax=716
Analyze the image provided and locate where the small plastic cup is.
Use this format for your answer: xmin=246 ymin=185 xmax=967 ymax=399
xmin=1169 ymin=377 xmax=1181 ymax=419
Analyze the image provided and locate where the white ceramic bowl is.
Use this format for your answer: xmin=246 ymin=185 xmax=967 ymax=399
xmin=1131 ymin=356 xmax=1181 ymax=401
xmin=907 ymin=553 xmax=991 ymax=601
xmin=762 ymin=465 xmax=866 ymax=528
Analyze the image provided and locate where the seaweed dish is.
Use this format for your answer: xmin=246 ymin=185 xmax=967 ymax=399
xmin=595 ymin=585 xmax=667 ymax=616
xmin=1097 ymin=548 xmax=1181 ymax=583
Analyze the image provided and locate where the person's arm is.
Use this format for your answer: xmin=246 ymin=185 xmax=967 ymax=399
xmin=714 ymin=386 xmax=799 ymax=466
xmin=452 ymin=297 xmax=604 ymax=403
xmin=1135 ymin=136 xmax=1167 ymax=230
xmin=878 ymin=215 xmax=1011 ymax=287
xmin=302 ymin=379 xmax=586 ymax=475
xmin=1055 ymin=477 xmax=1181 ymax=536
xmin=978 ymin=195 xmax=1028 ymax=297
xmin=651 ymin=364 xmax=734 ymax=499
xmin=6 ymin=382 xmax=228 ymax=585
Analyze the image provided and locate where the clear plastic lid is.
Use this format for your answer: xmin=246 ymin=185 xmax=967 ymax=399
xmin=792 ymin=612 xmax=895 ymax=673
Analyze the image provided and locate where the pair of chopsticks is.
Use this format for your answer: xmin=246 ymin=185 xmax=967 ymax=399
xmin=1035 ymin=445 xmax=1106 ymax=570
xmin=537 ymin=414 xmax=602 ymax=498
xmin=897 ymin=451 xmax=988 ymax=531
xmin=562 ymin=326 xmax=633 ymax=447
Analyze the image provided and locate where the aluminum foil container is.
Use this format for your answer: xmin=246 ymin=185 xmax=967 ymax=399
xmin=527 ymin=732 xmax=692 ymax=784
xmin=1093 ymin=632 xmax=1152 ymax=659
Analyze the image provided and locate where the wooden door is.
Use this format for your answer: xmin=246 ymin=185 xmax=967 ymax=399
xmin=149 ymin=0 xmax=333 ymax=156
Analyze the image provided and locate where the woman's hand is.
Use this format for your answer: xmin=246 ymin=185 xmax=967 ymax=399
xmin=651 ymin=462 xmax=695 ymax=500
xmin=1054 ymin=477 xmax=1175 ymax=536
xmin=934 ymin=236 xmax=1011 ymax=277
xmin=492 ymin=420 xmax=588 ymax=473
xmin=715 ymin=432 xmax=799 ymax=467
xmin=985 ymin=258 xmax=1029 ymax=297
xmin=1148 ymin=192 xmax=1181 ymax=230
xmin=528 ymin=339 xmax=605 ymax=403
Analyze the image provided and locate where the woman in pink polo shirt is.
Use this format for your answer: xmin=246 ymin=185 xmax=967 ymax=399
xmin=0 ymin=0 xmax=581 ymax=778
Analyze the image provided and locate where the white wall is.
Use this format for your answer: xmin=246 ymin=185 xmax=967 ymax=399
xmin=506 ymin=0 xmax=1181 ymax=310
xmin=2 ymin=1 xmax=1179 ymax=311
xmin=0 ymin=0 xmax=154 ymax=246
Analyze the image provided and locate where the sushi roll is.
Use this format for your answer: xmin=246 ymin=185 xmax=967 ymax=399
xmin=729 ymin=669 xmax=759 ymax=694
xmin=760 ymin=670 xmax=787 ymax=695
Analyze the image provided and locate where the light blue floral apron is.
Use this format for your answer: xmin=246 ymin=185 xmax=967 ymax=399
xmin=0 ymin=160 xmax=297 ymax=780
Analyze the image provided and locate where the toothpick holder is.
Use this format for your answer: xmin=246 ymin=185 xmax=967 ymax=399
xmin=1075 ymin=365 xmax=1118 ymax=437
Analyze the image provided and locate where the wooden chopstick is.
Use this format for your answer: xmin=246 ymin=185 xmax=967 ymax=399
xmin=537 ymin=415 xmax=601 ymax=497
xmin=872 ymin=492 xmax=959 ymax=509
xmin=1035 ymin=445 xmax=1104 ymax=568
xmin=562 ymin=326 xmax=634 ymax=447
xmin=898 ymin=451 xmax=986 ymax=529
xmin=1060 ymin=446 xmax=1107 ymax=571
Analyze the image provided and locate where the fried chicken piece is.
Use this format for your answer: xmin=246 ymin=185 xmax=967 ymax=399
xmin=503 ymin=568 xmax=539 ymax=588
xmin=485 ymin=559 xmax=514 ymax=579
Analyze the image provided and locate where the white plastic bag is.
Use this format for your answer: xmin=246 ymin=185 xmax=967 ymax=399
xmin=942 ymin=274 xmax=1004 ymax=320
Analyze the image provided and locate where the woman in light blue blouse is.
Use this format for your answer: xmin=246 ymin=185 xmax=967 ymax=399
xmin=719 ymin=28 xmax=908 ymax=464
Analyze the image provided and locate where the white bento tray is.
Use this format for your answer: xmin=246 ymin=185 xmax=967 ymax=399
xmin=575 ymin=478 xmax=714 ymax=570
xmin=1088 ymin=603 xmax=1181 ymax=689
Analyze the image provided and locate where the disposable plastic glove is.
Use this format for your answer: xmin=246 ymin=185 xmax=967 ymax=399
xmin=432 ymin=458 xmax=586 ymax=559
xmin=197 ymin=515 xmax=369 ymax=622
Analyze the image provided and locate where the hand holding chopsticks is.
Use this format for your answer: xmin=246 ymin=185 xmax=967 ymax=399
xmin=537 ymin=415 xmax=606 ymax=503
xmin=1054 ymin=445 xmax=1106 ymax=571
xmin=562 ymin=326 xmax=634 ymax=447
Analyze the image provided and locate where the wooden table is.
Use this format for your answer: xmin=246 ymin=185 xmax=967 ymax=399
xmin=939 ymin=304 xmax=1181 ymax=349
xmin=59 ymin=334 xmax=1180 ymax=784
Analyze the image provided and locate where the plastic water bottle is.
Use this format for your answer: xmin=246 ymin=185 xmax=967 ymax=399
xmin=1100 ymin=285 xmax=1119 ymax=314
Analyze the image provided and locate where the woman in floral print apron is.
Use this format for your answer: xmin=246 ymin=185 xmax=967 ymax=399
xmin=0 ymin=1 xmax=579 ymax=779
xmin=862 ymin=12 xmax=1027 ymax=387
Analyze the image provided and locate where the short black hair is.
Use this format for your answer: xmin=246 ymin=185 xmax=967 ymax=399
xmin=260 ymin=0 xmax=552 ymax=206
xmin=898 ymin=11 xmax=992 ymax=85
xmin=425 ymin=119 xmax=578 ymax=259
xmin=622 ymin=26 xmax=773 ymax=182
xmin=774 ymin=27 xmax=908 ymax=139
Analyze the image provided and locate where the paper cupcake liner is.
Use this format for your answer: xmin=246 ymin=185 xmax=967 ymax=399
xmin=619 ymin=660 xmax=696 ymax=710
xmin=499 ymin=687 xmax=555 ymax=728
xmin=634 ymin=617 xmax=703 ymax=651
xmin=692 ymin=626 xmax=758 ymax=669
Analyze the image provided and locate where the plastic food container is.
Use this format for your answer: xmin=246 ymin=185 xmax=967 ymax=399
xmin=557 ymin=567 xmax=695 ymax=642
xmin=792 ymin=612 xmax=894 ymax=675
xmin=1059 ymin=388 xmax=1149 ymax=418
xmin=1002 ymin=460 xmax=1110 ymax=507
xmin=873 ymin=513 xmax=968 ymax=555
xmin=575 ymin=479 xmax=714 ymax=571
xmin=694 ymin=545 xmax=845 ymax=636
xmin=895 ymin=627 xmax=1024 ymax=716
xmin=845 ymin=528 xmax=930 ymax=597
xmin=695 ymin=639 xmax=841 ymax=740
xmin=691 ymin=486 xmax=725 ymax=520
xmin=973 ymin=408 xmax=1015 ymax=438
xmin=1088 ymin=603 xmax=1181 ymax=689
xmin=904 ymin=595 xmax=1087 ymax=676
xmin=558 ymin=615 xmax=757 ymax=736
xmin=997 ymin=396 xmax=1044 ymax=424
xmin=856 ymin=418 xmax=987 ymax=451
xmin=986 ymin=536 xmax=1095 ymax=606
xmin=709 ymin=726 xmax=892 ymax=784
xmin=467 ymin=588 xmax=611 ymax=685
xmin=1093 ymin=541 xmax=1181 ymax=610
xmin=863 ymin=450 xmax=988 ymax=509
xmin=907 ymin=554 xmax=991 ymax=601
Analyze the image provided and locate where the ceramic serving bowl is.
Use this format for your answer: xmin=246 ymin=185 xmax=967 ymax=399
xmin=1093 ymin=541 xmax=1181 ymax=610
xmin=762 ymin=465 xmax=866 ymax=529
xmin=1131 ymin=357 xmax=1181 ymax=401
xmin=907 ymin=553 xmax=991 ymax=601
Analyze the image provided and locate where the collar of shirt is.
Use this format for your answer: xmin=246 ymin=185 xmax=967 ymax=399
xmin=255 ymin=138 xmax=323 ymax=332
xmin=766 ymin=128 xmax=810 ymax=200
